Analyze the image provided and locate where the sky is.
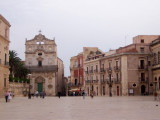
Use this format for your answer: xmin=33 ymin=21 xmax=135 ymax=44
xmin=1 ymin=0 xmax=160 ymax=76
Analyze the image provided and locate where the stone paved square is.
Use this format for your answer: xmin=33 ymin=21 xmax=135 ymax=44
xmin=0 ymin=96 xmax=160 ymax=120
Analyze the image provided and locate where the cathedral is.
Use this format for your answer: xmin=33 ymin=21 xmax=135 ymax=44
xmin=25 ymin=32 xmax=64 ymax=96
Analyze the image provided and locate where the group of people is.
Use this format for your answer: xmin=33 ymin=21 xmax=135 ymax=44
xmin=5 ymin=91 xmax=15 ymax=103
xmin=28 ymin=91 xmax=46 ymax=99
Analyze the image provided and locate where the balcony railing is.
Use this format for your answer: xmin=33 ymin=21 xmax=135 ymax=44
xmin=0 ymin=59 xmax=1 ymax=64
xmin=106 ymin=67 xmax=112 ymax=73
xmin=139 ymin=77 xmax=148 ymax=83
xmin=85 ymin=80 xmax=99 ymax=84
xmin=25 ymin=65 xmax=58 ymax=72
xmin=101 ymin=79 xmax=107 ymax=84
xmin=85 ymin=71 xmax=89 ymax=74
xmin=94 ymin=69 xmax=98 ymax=73
xmin=100 ymin=68 xmax=105 ymax=73
xmin=138 ymin=65 xmax=148 ymax=70
xmin=90 ymin=70 xmax=94 ymax=74
xmin=85 ymin=80 xmax=92 ymax=83
xmin=114 ymin=66 xmax=120 ymax=72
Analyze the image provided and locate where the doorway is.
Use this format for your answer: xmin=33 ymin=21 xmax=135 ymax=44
xmin=141 ymin=85 xmax=145 ymax=95
xmin=38 ymin=83 xmax=43 ymax=92
xmin=117 ymin=86 xmax=119 ymax=96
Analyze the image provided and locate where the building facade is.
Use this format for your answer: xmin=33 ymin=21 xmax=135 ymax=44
xmin=83 ymin=35 xmax=160 ymax=96
xmin=150 ymin=37 xmax=160 ymax=93
xmin=0 ymin=14 xmax=10 ymax=97
xmin=25 ymin=33 xmax=64 ymax=96
xmin=69 ymin=52 xmax=84 ymax=95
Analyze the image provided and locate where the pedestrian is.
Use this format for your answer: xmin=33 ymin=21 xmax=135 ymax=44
xmin=90 ymin=90 xmax=94 ymax=99
xmin=82 ymin=90 xmax=85 ymax=99
xmin=42 ymin=91 xmax=46 ymax=99
xmin=8 ymin=91 xmax=12 ymax=102
xmin=4 ymin=91 xmax=9 ymax=103
xmin=154 ymin=91 xmax=158 ymax=101
xmin=58 ymin=92 xmax=61 ymax=98
xmin=35 ymin=91 xmax=39 ymax=98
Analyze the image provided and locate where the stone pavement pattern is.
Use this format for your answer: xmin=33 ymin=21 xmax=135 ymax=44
xmin=0 ymin=96 xmax=160 ymax=120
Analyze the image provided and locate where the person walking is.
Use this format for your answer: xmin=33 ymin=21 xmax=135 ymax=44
xmin=35 ymin=91 xmax=39 ymax=98
xmin=58 ymin=92 xmax=61 ymax=98
xmin=4 ymin=91 xmax=9 ymax=103
xmin=8 ymin=91 xmax=12 ymax=102
xmin=82 ymin=90 xmax=85 ymax=99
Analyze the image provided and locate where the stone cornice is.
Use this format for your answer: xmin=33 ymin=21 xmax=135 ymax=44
xmin=0 ymin=14 xmax=11 ymax=27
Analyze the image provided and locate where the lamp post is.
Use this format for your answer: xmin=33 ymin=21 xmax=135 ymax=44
xmin=28 ymin=73 xmax=32 ymax=99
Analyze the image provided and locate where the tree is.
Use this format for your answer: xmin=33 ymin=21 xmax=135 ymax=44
xmin=9 ymin=50 xmax=29 ymax=81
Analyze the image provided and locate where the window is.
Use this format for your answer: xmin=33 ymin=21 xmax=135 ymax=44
xmin=141 ymin=39 xmax=144 ymax=43
xmin=140 ymin=47 xmax=144 ymax=53
xmin=102 ymin=75 xmax=104 ymax=81
xmin=109 ymin=62 xmax=111 ymax=68
xmin=96 ymin=65 xmax=98 ymax=71
xmin=74 ymin=61 xmax=77 ymax=67
xmin=96 ymin=76 xmax=98 ymax=80
xmin=38 ymin=53 xmax=42 ymax=56
xmin=38 ymin=61 xmax=42 ymax=66
xmin=140 ymin=60 xmax=144 ymax=68
xmin=4 ymin=78 xmax=6 ymax=88
xmin=116 ymin=73 xmax=119 ymax=81
xmin=116 ymin=61 xmax=118 ymax=67
xmin=148 ymin=61 xmax=151 ymax=66
xmin=103 ymin=86 xmax=105 ymax=95
xmin=5 ymin=53 xmax=7 ymax=65
xmin=158 ymin=52 xmax=160 ymax=64
xmin=141 ymin=73 xmax=145 ymax=81
xmin=154 ymin=53 xmax=157 ymax=65
xmin=75 ymin=79 xmax=77 ymax=85
xmin=5 ymin=28 xmax=8 ymax=38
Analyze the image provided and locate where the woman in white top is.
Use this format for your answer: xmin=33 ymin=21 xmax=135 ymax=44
xmin=8 ymin=92 xmax=12 ymax=102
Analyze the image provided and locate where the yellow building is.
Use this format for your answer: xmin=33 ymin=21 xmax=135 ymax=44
xmin=0 ymin=14 xmax=10 ymax=97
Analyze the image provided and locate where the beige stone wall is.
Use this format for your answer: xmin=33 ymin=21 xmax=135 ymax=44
xmin=57 ymin=58 xmax=64 ymax=94
xmin=8 ymin=82 xmax=29 ymax=96
xmin=0 ymin=15 xmax=10 ymax=97
xmin=121 ymin=56 xmax=128 ymax=96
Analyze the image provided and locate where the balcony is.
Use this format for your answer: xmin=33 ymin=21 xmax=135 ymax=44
xmin=138 ymin=65 xmax=148 ymax=71
xmin=85 ymin=71 xmax=89 ymax=74
xmin=92 ymin=79 xmax=99 ymax=83
xmin=114 ymin=66 xmax=120 ymax=72
xmin=85 ymin=80 xmax=98 ymax=84
xmin=113 ymin=79 xmax=120 ymax=84
xmin=139 ymin=77 xmax=147 ymax=83
xmin=94 ymin=69 xmax=98 ymax=73
xmin=89 ymin=70 xmax=94 ymax=74
xmin=100 ymin=68 xmax=105 ymax=73
xmin=106 ymin=67 xmax=112 ymax=73
xmin=85 ymin=80 xmax=92 ymax=84
xmin=26 ymin=65 xmax=58 ymax=72
xmin=101 ymin=79 xmax=107 ymax=84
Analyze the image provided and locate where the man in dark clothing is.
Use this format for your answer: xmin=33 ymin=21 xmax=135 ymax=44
xmin=58 ymin=92 xmax=61 ymax=98
xmin=5 ymin=91 xmax=9 ymax=103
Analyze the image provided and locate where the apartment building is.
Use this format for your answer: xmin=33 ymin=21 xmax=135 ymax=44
xmin=0 ymin=14 xmax=10 ymax=97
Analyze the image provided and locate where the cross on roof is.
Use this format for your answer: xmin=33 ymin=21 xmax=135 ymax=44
xmin=39 ymin=30 xmax=42 ymax=34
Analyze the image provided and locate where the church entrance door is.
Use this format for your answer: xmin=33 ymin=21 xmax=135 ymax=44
xmin=38 ymin=83 xmax=43 ymax=92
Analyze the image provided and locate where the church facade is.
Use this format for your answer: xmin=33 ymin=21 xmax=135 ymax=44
xmin=25 ymin=33 xmax=64 ymax=96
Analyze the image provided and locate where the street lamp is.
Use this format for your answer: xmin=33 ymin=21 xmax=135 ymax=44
xmin=28 ymin=73 xmax=32 ymax=99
